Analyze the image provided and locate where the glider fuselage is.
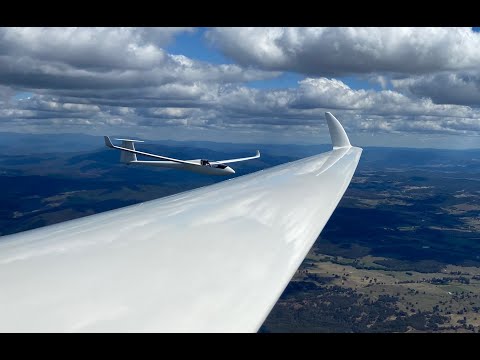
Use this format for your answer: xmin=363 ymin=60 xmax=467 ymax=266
xmin=129 ymin=160 xmax=235 ymax=175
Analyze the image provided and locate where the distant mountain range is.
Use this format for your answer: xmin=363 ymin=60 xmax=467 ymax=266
xmin=1 ymin=131 xmax=478 ymax=167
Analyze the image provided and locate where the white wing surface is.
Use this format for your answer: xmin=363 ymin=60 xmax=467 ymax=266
xmin=0 ymin=113 xmax=362 ymax=332
xmin=210 ymin=150 xmax=260 ymax=164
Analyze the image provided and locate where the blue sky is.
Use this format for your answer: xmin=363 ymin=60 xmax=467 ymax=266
xmin=1 ymin=27 xmax=480 ymax=149
xmin=166 ymin=28 xmax=229 ymax=64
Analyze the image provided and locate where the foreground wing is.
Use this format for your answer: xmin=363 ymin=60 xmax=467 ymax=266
xmin=210 ymin=150 xmax=260 ymax=164
xmin=0 ymin=113 xmax=361 ymax=332
xmin=104 ymin=136 xmax=197 ymax=165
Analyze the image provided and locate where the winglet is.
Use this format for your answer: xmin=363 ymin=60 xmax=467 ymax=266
xmin=325 ymin=112 xmax=351 ymax=149
xmin=104 ymin=136 xmax=114 ymax=148
xmin=256 ymin=150 xmax=260 ymax=158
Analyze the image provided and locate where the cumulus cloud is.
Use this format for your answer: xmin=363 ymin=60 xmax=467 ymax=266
xmin=0 ymin=27 xmax=277 ymax=92
xmin=1 ymin=27 xmax=479 ymax=145
xmin=0 ymin=85 xmax=14 ymax=103
xmin=3 ymin=75 xmax=480 ymax=137
xmin=392 ymin=72 xmax=480 ymax=107
xmin=0 ymin=27 xmax=190 ymax=70
xmin=214 ymin=78 xmax=480 ymax=136
xmin=206 ymin=27 xmax=480 ymax=76
xmin=292 ymin=78 xmax=476 ymax=118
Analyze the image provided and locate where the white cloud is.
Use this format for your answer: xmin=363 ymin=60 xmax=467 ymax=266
xmin=1 ymin=27 xmax=479 ymax=146
xmin=0 ymin=27 xmax=277 ymax=92
xmin=3 ymin=77 xmax=480 ymax=138
xmin=292 ymin=78 xmax=476 ymax=118
xmin=0 ymin=85 xmax=14 ymax=103
xmin=0 ymin=27 xmax=192 ymax=70
xmin=206 ymin=27 xmax=480 ymax=76
xmin=392 ymin=72 xmax=480 ymax=106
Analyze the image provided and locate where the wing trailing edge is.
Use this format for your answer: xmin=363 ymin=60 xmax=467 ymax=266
xmin=211 ymin=150 xmax=260 ymax=165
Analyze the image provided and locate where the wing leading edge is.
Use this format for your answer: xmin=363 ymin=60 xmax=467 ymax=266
xmin=0 ymin=113 xmax=362 ymax=332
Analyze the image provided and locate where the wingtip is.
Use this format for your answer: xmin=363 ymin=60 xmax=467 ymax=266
xmin=324 ymin=112 xmax=351 ymax=149
xmin=256 ymin=150 xmax=260 ymax=157
xmin=104 ymin=136 xmax=114 ymax=148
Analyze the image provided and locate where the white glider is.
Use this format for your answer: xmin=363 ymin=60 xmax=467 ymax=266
xmin=104 ymin=136 xmax=260 ymax=175
xmin=0 ymin=112 xmax=362 ymax=332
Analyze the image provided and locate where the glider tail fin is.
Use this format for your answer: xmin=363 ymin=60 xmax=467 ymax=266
xmin=104 ymin=136 xmax=114 ymax=148
xmin=120 ymin=141 xmax=137 ymax=163
xmin=105 ymin=138 xmax=145 ymax=163
xmin=325 ymin=112 xmax=351 ymax=149
xmin=117 ymin=139 xmax=145 ymax=163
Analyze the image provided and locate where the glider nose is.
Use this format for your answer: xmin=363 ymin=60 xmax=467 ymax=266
xmin=226 ymin=166 xmax=235 ymax=174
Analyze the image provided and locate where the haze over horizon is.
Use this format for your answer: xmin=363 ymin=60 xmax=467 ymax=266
xmin=1 ymin=27 xmax=480 ymax=149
